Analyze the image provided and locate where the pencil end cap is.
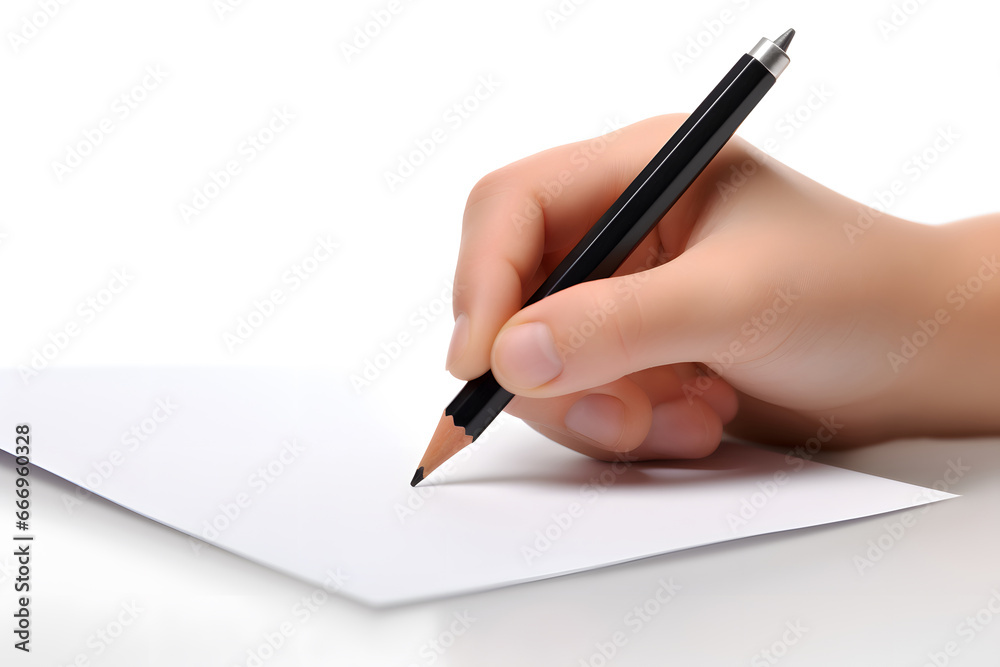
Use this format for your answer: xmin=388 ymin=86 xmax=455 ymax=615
xmin=410 ymin=467 xmax=425 ymax=487
xmin=773 ymin=28 xmax=795 ymax=52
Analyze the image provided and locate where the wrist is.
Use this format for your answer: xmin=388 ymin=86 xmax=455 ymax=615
xmin=872 ymin=215 xmax=1000 ymax=439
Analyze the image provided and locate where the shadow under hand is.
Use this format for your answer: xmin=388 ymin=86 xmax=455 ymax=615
xmin=435 ymin=440 xmax=779 ymax=491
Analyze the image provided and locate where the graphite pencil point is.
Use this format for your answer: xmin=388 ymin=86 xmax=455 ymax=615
xmin=411 ymin=411 xmax=474 ymax=486
xmin=773 ymin=28 xmax=795 ymax=51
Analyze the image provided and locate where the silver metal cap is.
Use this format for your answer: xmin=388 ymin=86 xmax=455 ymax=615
xmin=748 ymin=37 xmax=791 ymax=78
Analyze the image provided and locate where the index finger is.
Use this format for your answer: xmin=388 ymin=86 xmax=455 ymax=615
xmin=447 ymin=113 xmax=703 ymax=380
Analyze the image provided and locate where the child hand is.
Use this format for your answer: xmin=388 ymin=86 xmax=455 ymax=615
xmin=446 ymin=114 xmax=1000 ymax=460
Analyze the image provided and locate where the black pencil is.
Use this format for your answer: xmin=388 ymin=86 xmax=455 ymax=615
xmin=412 ymin=29 xmax=795 ymax=486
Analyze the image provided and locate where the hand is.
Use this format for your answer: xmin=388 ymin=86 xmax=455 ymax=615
xmin=445 ymin=114 xmax=1000 ymax=460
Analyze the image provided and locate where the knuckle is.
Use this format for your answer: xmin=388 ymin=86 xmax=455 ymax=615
xmin=466 ymin=166 xmax=518 ymax=211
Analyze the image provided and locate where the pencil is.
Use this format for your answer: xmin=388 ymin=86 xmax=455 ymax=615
xmin=412 ymin=29 xmax=795 ymax=487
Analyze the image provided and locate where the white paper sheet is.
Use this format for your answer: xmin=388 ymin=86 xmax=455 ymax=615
xmin=0 ymin=366 xmax=955 ymax=606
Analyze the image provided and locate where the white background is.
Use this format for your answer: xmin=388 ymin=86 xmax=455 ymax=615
xmin=2 ymin=0 xmax=1000 ymax=665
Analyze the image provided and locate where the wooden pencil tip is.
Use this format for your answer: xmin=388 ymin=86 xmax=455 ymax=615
xmin=412 ymin=411 xmax=474 ymax=486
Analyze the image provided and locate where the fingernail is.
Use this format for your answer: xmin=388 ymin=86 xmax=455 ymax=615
xmin=494 ymin=322 xmax=563 ymax=388
xmin=565 ymin=394 xmax=626 ymax=450
xmin=445 ymin=312 xmax=470 ymax=371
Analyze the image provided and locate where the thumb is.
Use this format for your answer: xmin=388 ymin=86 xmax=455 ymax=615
xmin=489 ymin=247 xmax=738 ymax=397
